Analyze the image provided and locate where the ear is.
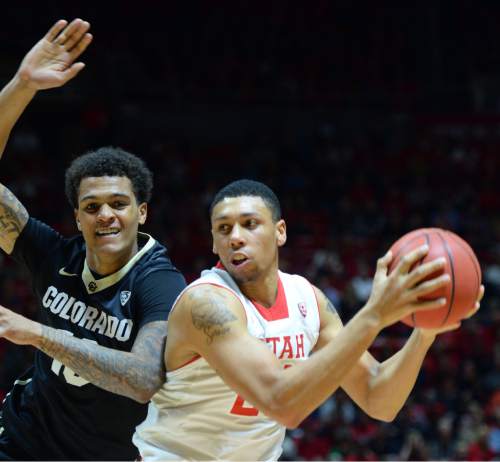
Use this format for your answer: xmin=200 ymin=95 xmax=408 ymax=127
xmin=74 ymin=209 xmax=81 ymax=231
xmin=138 ymin=203 xmax=148 ymax=225
xmin=276 ymin=219 xmax=287 ymax=247
xmin=211 ymin=228 xmax=218 ymax=255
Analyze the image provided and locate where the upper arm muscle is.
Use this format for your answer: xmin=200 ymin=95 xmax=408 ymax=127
xmin=173 ymin=285 xmax=284 ymax=411
xmin=129 ymin=320 xmax=168 ymax=397
xmin=0 ymin=183 xmax=28 ymax=254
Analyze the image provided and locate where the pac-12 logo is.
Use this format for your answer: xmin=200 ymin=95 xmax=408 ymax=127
xmin=298 ymin=302 xmax=307 ymax=317
xmin=120 ymin=291 xmax=132 ymax=306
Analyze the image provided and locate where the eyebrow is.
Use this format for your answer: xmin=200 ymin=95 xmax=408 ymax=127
xmin=213 ymin=212 xmax=259 ymax=221
xmin=80 ymin=193 xmax=131 ymax=202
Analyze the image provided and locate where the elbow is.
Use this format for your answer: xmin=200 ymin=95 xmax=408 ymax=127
xmin=128 ymin=388 xmax=152 ymax=404
xmin=267 ymin=410 xmax=303 ymax=429
xmin=131 ymin=381 xmax=163 ymax=404
xmin=282 ymin=416 xmax=304 ymax=429
xmin=262 ymin=398 xmax=305 ymax=429
xmin=134 ymin=396 xmax=149 ymax=404
xmin=372 ymin=412 xmax=397 ymax=423
xmin=134 ymin=392 xmax=153 ymax=404
xmin=128 ymin=364 xmax=165 ymax=403
xmin=271 ymin=410 xmax=302 ymax=429
xmin=366 ymin=404 xmax=399 ymax=423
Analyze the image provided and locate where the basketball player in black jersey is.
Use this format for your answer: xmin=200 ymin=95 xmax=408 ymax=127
xmin=0 ymin=19 xmax=186 ymax=460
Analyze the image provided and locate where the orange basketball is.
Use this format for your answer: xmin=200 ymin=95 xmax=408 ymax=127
xmin=388 ymin=228 xmax=481 ymax=328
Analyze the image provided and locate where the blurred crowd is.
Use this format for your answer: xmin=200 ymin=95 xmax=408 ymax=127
xmin=1 ymin=2 xmax=500 ymax=460
xmin=1 ymin=112 xmax=499 ymax=461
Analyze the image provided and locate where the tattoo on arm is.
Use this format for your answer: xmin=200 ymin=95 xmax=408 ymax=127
xmin=38 ymin=321 xmax=167 ymax=401
xmin=0 ymin=184 xmax=28 ymax=253
xmin=131 ymin=321 xmax=167 ymax=388
xmin=190 ymin=289 xmax=237 ymax=345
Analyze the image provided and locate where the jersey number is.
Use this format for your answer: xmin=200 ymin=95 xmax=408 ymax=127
xmin=230 ymin=395 xmax=259 ymax=416
xmin=230 ymin=364 xmax=292 ymax=416
xmin=50 ymin=330 xmax=96 ymax=387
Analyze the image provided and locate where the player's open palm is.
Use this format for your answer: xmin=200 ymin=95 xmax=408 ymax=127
xmin=17 ymin=19 xmax=92 ymax=90
xmin=366 ymin=245 xmax=450 ymax=329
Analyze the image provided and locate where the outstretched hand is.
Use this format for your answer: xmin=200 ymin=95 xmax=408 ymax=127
xmin=16 ymin=19 xmax=92 ymax=90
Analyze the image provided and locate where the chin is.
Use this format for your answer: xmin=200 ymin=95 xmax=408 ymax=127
xmin=95 ymin=245 xmax=123 ymax=257
xmin=228 ymin=268 xmax=259 ymax=285
xmin=93 ymin=239 xmax=128 ymax=255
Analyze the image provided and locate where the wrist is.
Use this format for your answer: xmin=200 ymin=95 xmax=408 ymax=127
xmin=415 ymin=328 xmax=437 ymax=346
xmin=28 ymin=320 xmax=45 ymax=347
xmin=9 ymin=74 xmax=38 ymax=95
xmin=355 ymin=305 xmax=384 ymax=336
xmin=359 ymin=300 xmax=385 ymax=332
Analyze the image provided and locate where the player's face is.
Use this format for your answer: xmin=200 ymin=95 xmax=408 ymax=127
xmin=75 ymin=176 xmax=147 ymax=263
xmin=211 ymin=196 xmax=286 ymax=284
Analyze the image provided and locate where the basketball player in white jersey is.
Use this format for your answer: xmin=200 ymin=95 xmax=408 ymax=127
xmin=134 ymin=179 xmax=483 ymax=460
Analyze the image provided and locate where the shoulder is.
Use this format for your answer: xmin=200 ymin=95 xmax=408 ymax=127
xmin=175 ymin=283 xmax=246 ymax=324
xmin=10 ymin=217 xmax=72 ymax=264
xmin=180 ymin=283 xmax=241 ymax=309
xmin=20 ymin=217 xmax=63 ymax=242
xmin=279 ymin=270 xmax=313 ymax=287
xmin=310 ymin=285 xmax=343 ymax=337
xmin=171 ymin=283 xmax=247 ymax=349
xmin=136 ymin=235 xmax=180 ymax=273
xmin=130 ymin=235 xmax=184 ymax=284
xmin=279 ymin=271 xmax=319 ymax=302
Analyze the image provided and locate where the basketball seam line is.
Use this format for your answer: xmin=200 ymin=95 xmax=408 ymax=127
xmin=437 ymin=231 xmax=455 ymax=327
xmin=449 ymin=233 xmax=481 ymax=311
xmin=449 ymin=233 xmax=481 ymax=286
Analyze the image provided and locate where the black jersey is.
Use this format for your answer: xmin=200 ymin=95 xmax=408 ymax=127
xmin=1 ymin=218 xmax=186 ymax=460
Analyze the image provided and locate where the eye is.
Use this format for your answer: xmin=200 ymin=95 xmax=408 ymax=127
xmin=112 ymin=201 xmax=127 ymax=209
xmin=218 ymin=224 xmax=231 ymax=234
xmin=84 ymin=203 xmax=98 ymax=212
xmin=246 ymin=219 xmax=258 ymax=228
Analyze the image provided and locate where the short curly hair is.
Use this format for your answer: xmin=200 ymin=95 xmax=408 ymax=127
xmin=209 ymin=179 xmax=282 ymax=222
xmin=64 ymin=146 xmax=153 ymax=208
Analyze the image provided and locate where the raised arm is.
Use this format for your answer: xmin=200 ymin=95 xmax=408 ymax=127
xmin=313 ymin=280 xmax=485 ymax=422
xmin=168 ymin=245 xmax=452 ymax=428
xmin=0 ymin=183 xmax=29 ymax=254
xmin=0 ymin=19 xmax=92 ymax=159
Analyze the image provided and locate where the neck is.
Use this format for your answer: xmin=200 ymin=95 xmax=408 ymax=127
xmin=86 ymin=242 xmax=138 ymax=276
xmin=240 ymin=268 xmax=280 ymax=308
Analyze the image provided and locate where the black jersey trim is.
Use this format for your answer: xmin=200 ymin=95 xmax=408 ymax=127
xmin=82 ymin=233 xmax=156 ymax=294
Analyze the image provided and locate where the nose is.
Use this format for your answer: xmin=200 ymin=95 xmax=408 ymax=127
xmin=229 ymin=224 xmax=245 ymax=249
xmin=96 ymin=204 xmax=115 ymax=223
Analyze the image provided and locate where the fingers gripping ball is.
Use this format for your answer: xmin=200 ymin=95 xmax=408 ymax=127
xmin=389 ymin=228 xmax=481 ymax=328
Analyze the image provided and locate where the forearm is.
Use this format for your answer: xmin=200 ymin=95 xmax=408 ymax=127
xmin=367 ymin=329 xmax=434 ymax=420
xmin=0 ymin=76 xmax=37 ymax=159
xmin=270 ymin=309 xmax=381 ymax=426
xmin=36 ymin=325 xmax=164 ymax=402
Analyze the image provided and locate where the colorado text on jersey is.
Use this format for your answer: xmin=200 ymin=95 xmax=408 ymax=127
xmin=42 ymin=285 xmax=133 ymax=341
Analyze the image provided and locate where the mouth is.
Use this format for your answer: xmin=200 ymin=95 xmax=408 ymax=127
xmin=231 ymin=254 xmax=249 ymax=267
xmin=95 ymin=228 xmax=121 ymax=238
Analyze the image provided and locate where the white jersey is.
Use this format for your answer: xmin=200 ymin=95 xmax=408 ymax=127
xmin=133 ymin=267 xmax=320 ymax=461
